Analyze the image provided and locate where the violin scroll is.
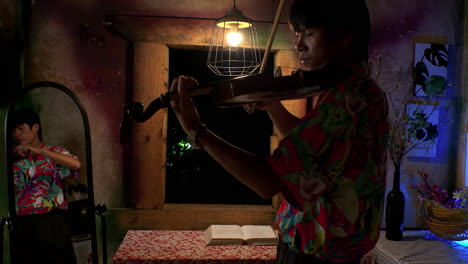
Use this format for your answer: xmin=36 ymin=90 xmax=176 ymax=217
xmin=126 ymin=93 xmax=172 ymax=122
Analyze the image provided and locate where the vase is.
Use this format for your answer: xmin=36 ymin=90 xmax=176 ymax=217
xmin=385 ymin=163 xmax=405 ymax=240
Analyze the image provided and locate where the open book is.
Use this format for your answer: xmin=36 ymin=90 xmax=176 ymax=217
xmin=204 ymin=225 xmax=278 ymax=246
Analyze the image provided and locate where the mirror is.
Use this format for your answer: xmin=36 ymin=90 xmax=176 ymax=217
xmin=4 ymin=82 xmax=99 ymax=264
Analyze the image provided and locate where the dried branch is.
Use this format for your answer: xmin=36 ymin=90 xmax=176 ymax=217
xmin=372 ymin=54 xmax=454 ymax=167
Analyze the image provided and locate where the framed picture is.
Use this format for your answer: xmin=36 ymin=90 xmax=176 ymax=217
xmin=413 ymin=43 xmax=450 ymax=97
xmin=405 ymin=102 xmax=439 ymax=158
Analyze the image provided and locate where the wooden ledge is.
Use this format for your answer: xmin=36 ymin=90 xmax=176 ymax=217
xmin=162 ymin=203 xmax=275 ymax=211
xmin=109 ymin=204 xmax=276 ymax=231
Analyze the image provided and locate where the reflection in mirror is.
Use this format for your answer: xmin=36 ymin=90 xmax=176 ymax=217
xmin=18 ymin=86 xmax=88 ymax=196
xmin=6 ymin=83 xmax=99 ymax=264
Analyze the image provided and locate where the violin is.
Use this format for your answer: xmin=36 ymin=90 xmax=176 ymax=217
xmin=126 ymin=65 xmax=350 ymax=122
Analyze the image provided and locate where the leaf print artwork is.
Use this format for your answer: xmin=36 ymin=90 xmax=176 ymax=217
xmin=405 ymin=103 xmax=439 ymax=158
xmin=413 ymin=43 xmax=450 ymax=97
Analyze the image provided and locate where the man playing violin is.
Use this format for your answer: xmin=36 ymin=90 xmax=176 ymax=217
xmin=11 ymin=109 xmax=80 ymax=264
xmin=170 ymin=0 xmax=388 ymax=263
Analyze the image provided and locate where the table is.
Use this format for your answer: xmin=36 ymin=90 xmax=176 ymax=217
xmin=113 ymin=230 xmax=468 ymax=264
xmin=112 ymin=230 xmax=277 ymax=264
xmin=370 ymin=230 xmax=468 ymax=264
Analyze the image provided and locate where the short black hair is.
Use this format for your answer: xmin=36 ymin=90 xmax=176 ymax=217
xmin=288 ymin=0 xmax=370 ymax=63
xmin=11 ymin=109 xmax=43 ymax=140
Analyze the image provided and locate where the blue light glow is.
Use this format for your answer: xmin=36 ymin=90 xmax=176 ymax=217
xmin=465 ymin=132 xmax=468 ymax=187
xmin=454 ymin=240 xmax=468 ymax=247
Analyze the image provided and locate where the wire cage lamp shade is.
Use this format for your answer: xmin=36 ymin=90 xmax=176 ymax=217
xmin=207 ymin=2 xmax=262 ymax=76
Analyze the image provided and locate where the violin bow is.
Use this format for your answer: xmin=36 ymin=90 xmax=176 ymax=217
xmin=259 ymin=0 xmax=287 ymax=74
xmin=244 ymin=0 xmax=286 ymax=114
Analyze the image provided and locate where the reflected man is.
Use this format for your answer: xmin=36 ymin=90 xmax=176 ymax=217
xmin=11 ymin=109 xmax=80 ymax=264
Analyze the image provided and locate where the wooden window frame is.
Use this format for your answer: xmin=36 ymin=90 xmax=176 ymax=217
xmin=109 ymin=18 xmax=302 ymax=230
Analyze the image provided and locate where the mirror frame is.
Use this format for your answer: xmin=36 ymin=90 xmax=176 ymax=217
xmin=4 ymin=81 xmax=99 ymax=264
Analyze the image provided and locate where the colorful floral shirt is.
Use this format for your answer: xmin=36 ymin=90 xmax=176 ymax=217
xmin=13 ymin=144 xmax=80 ymax=215
xmin=267 ymin=65 xmax=388 ymax=262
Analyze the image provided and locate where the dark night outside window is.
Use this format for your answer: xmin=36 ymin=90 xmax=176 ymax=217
xmin=166 ymin=49 xmax=274 ymax=205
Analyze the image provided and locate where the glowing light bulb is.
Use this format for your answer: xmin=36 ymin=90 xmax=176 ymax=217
xmin=227 ymin=31 xmax=242 ymax=46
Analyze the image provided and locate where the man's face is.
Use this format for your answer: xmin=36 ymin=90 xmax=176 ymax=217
xmin=12 ymin=123 xmax=38 ymax=145
xmin=293 ymin=25 xmax=335 ymax=71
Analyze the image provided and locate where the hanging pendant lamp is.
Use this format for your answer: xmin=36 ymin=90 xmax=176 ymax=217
xmin=207 ymin=0 xmax=261 ymax=76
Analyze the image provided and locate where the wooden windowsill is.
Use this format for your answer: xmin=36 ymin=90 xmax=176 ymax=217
xmin=109 ymin=204 xmax=277 ymax=231
xmin=161 ymin=203 xmax=276 ymax=212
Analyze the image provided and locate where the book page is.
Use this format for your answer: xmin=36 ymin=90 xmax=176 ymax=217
xmin=209 ymin=225 xmax=243 ymax=239
xmin=204 ymin=225 xmax=244 ymax=245
xmin=241 ymin=225 xmax=278 ymax=245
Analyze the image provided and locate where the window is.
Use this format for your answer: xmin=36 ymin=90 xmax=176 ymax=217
xmin=166 ymin=49 xmax=274 ymax=205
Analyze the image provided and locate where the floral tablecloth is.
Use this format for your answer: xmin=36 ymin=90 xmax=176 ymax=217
xmin=112 ymin=230 xmax=277 ymax=264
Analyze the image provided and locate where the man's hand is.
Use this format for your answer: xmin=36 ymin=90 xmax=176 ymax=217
xmin=243 ymin=102 xmax=276 ymax=114
xmin=169 ymin=75 xmax=202 ymax=134
xmin=13 ymin=144 xmax=41 ymax=157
